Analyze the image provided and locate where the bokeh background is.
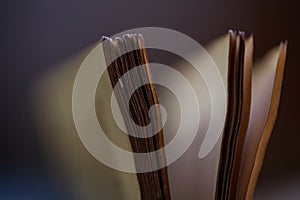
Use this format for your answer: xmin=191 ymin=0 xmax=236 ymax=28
xmin=1 ymin=0 xmax=299 ymax=199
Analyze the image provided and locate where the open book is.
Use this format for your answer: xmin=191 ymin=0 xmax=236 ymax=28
xmin=33 ymin=30 xmax=287 ymax=200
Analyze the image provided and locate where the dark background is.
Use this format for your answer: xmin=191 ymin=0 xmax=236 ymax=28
xmin=1 ymin=0 xmax=299 ymax=199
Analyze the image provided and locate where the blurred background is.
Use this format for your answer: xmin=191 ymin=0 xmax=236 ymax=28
xmin=1 ymin=0 xmax=299 ymax=199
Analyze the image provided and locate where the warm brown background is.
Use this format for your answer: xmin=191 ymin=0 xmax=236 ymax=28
xmin=1 ymin=0 xmax=299 ymax=199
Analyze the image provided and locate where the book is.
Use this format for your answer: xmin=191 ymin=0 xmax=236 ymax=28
xmin=32 ymin=30 xmax=287 ymax=200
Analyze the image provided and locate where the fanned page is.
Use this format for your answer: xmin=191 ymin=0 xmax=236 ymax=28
xmin=99 ymin=33 xmax=233 ymax=200
xmin=237 ymin=42 xmax=287 ymax=200
xmin=164 ymin=34 xmax=230 ymax=200
xmin=32 ymin=44 xmax=141 ymax=200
